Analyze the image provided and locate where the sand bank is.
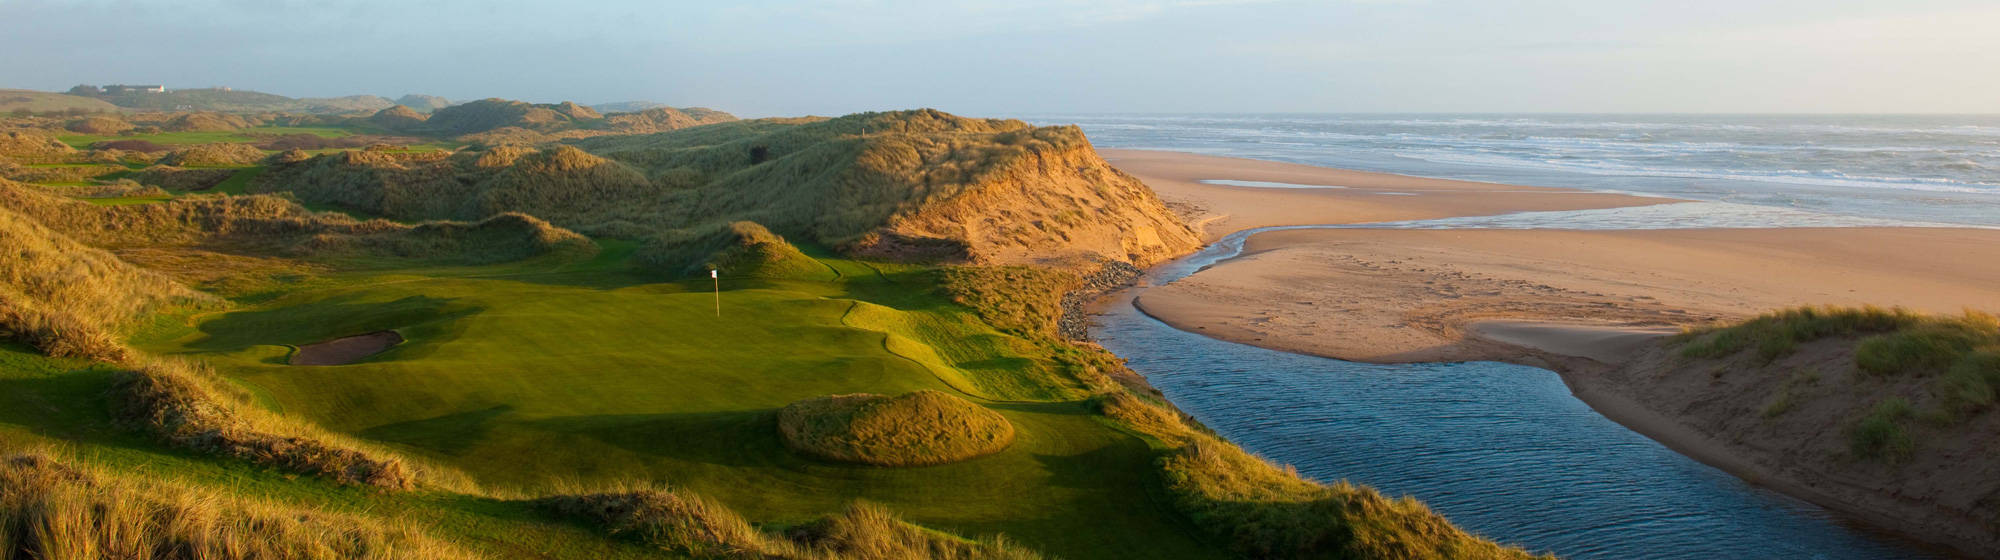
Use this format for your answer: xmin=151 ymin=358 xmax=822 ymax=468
xmin=1100 ymin=148 xmax=1674 ymax=240
xmin=1136 ymin=227 xmax=2000 ymax=364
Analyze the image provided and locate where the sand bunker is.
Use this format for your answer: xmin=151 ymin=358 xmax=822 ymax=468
xmin=289 ymin=331 xmax=403 ymax=366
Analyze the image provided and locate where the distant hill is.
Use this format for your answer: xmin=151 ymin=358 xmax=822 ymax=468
xmin=64 ymin=87 xmax=394 ymax=114
xmin=395 ymin=94 xmax=453 ymax=112
xmin=425 ymin=98 xmax=603 ymax=136
xmin=420 ymin=98 xmax=736 ymax=142
xmin=591 ymin=100 xmax=668 ymax=113
xmin=86 ymin=87 xmax=298 ymax=112
xmin=297 ymin=95 xmax=395 ymax=113
xmin=0 ymin=89 xmax=120 ymax=114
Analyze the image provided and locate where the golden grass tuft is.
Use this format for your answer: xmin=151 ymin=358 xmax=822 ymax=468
xmin=1096 ymin=392 xmax=1543 ymax=559
xmin=539 ymin=486 xmax=1042 ymax=560
xmin=108 ymin=357 xmax=420 ymax=489
xmin=538 ymin=488 xmax=770 ymax=558
xmin=777 ymin=391 xmax=1015 ymax=467
xmin=0 ymin=451 xmax=478 ymax=559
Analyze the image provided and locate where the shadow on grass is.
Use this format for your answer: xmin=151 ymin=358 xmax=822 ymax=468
xmin=187 ymin=294 xmax=481 ymax=354
xmin=522 ymin=409 xmax=788 ymax=469
xmin=359 ymin=405 xmax=516 ymax=455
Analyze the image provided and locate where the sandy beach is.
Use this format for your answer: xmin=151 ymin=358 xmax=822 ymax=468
xmin=1108 ymin=148 xmax=2000 ymax=365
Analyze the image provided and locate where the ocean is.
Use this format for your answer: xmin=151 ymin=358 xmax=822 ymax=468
xmin=1026 ymin=113 xmax=2000 ymax=228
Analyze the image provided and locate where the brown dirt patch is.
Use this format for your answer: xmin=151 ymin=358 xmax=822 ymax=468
xmin=290 ymin=331 xmax=403 ymax=366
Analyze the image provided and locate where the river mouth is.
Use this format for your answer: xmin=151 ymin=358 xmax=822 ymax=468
xmin=1090 ymin=224 xmax=1942 ymax=559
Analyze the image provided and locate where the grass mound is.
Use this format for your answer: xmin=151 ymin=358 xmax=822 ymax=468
xmin=0 ymin=452 xmax=476 ymax=559
xmin=643 ymin=221 xmax=832 ymax=279
xmin=64 ymin=115 xmax=133 ymax=135
xmin=540 ymin=489 xmax=1041 ymax=559
xmin=538 ymin=489 xmax=770 ymax=558
xmin=368 ymin=105 xmax=430 ymax=130
xmin=0 ymin=131 xmax=76 ymax=161
xmin=426 ymin=98 xmax=603 ymax=136
xmin=778 ymin=390 xmax=1015 ymax=467
xmin=162 ymin=111 xmax=253 ymax=132
xmin=0 ymin=204 xmax=212 ymax=360
xmin=109 ymin=357 xmax=420 ymax=489
xmin=160 ymin=142 xmax=266 ymax=166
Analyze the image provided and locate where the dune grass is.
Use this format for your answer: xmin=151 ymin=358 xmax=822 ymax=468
xmin=1849 ymin=397 xmax=1916 ymax=462
xmin=1679 ymin=306 xmax=2000 ymax=461
xmin=1677 ymin=305 xmax=1926 ymax=362
xmin=0 ymin=451 xmax=480 ymax=560
xmin=0 ymin=204 xmax=212 ymax=361
xmin=1093 ymin=391 xmax=1544 ymax=559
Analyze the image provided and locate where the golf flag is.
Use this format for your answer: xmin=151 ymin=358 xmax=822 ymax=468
xmin=711 ymin=269 xmax=720 ymax=317
xmin=711 ymin=269 xmax=718 ymax=279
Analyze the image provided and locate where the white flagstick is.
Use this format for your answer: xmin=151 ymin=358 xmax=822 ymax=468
xmin=711 ymin=269 xmax=720 ymax=317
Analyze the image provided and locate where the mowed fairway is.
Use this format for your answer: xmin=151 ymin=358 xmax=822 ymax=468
xmin=138 ymin=251 xmax=1223 ymax=559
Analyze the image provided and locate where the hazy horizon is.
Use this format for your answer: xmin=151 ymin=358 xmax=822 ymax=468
xmin=4 ymin=0 xmax=1997 ymax=118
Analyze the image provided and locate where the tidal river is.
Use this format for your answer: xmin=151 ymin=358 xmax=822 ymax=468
xmin=1090 ymin=226 xmax=1941 ymax=559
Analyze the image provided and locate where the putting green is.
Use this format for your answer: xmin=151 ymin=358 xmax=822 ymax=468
xmin=134 ymin=250 xmax=1224 ymax=559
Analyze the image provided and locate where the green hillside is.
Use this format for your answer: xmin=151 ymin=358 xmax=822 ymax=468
xmin=0 ymin=89 xmax=121 ymax=114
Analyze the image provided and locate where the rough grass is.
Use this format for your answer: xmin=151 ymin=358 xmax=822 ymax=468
xmin=0 ymin=452 xmax=479 ymax=560
xmin=1679 ymin=305 xmax=2000 ymax=461
xmin=540 ymin=488 xmax=1041 ymax=560
xmin=1849 ymin=397 xmax=1916 ymax=462
xmin=1682 ymin=306 xmax=2000 ymax=415
xmin=1677 ymin=305 xmax=1925 ymax=362
xmin=778 ymin=391 xmax=1016 ymax=467
xmin=935 ymin=266 xmax=1080 ymax=340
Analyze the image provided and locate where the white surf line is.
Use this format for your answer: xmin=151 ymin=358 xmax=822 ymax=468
xmin=1198 ymin=179 xmax=1349 ymax=189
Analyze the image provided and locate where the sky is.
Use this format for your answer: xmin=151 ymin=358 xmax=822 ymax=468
xmin=1 ymin=0 xmax=1997 ymax=117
